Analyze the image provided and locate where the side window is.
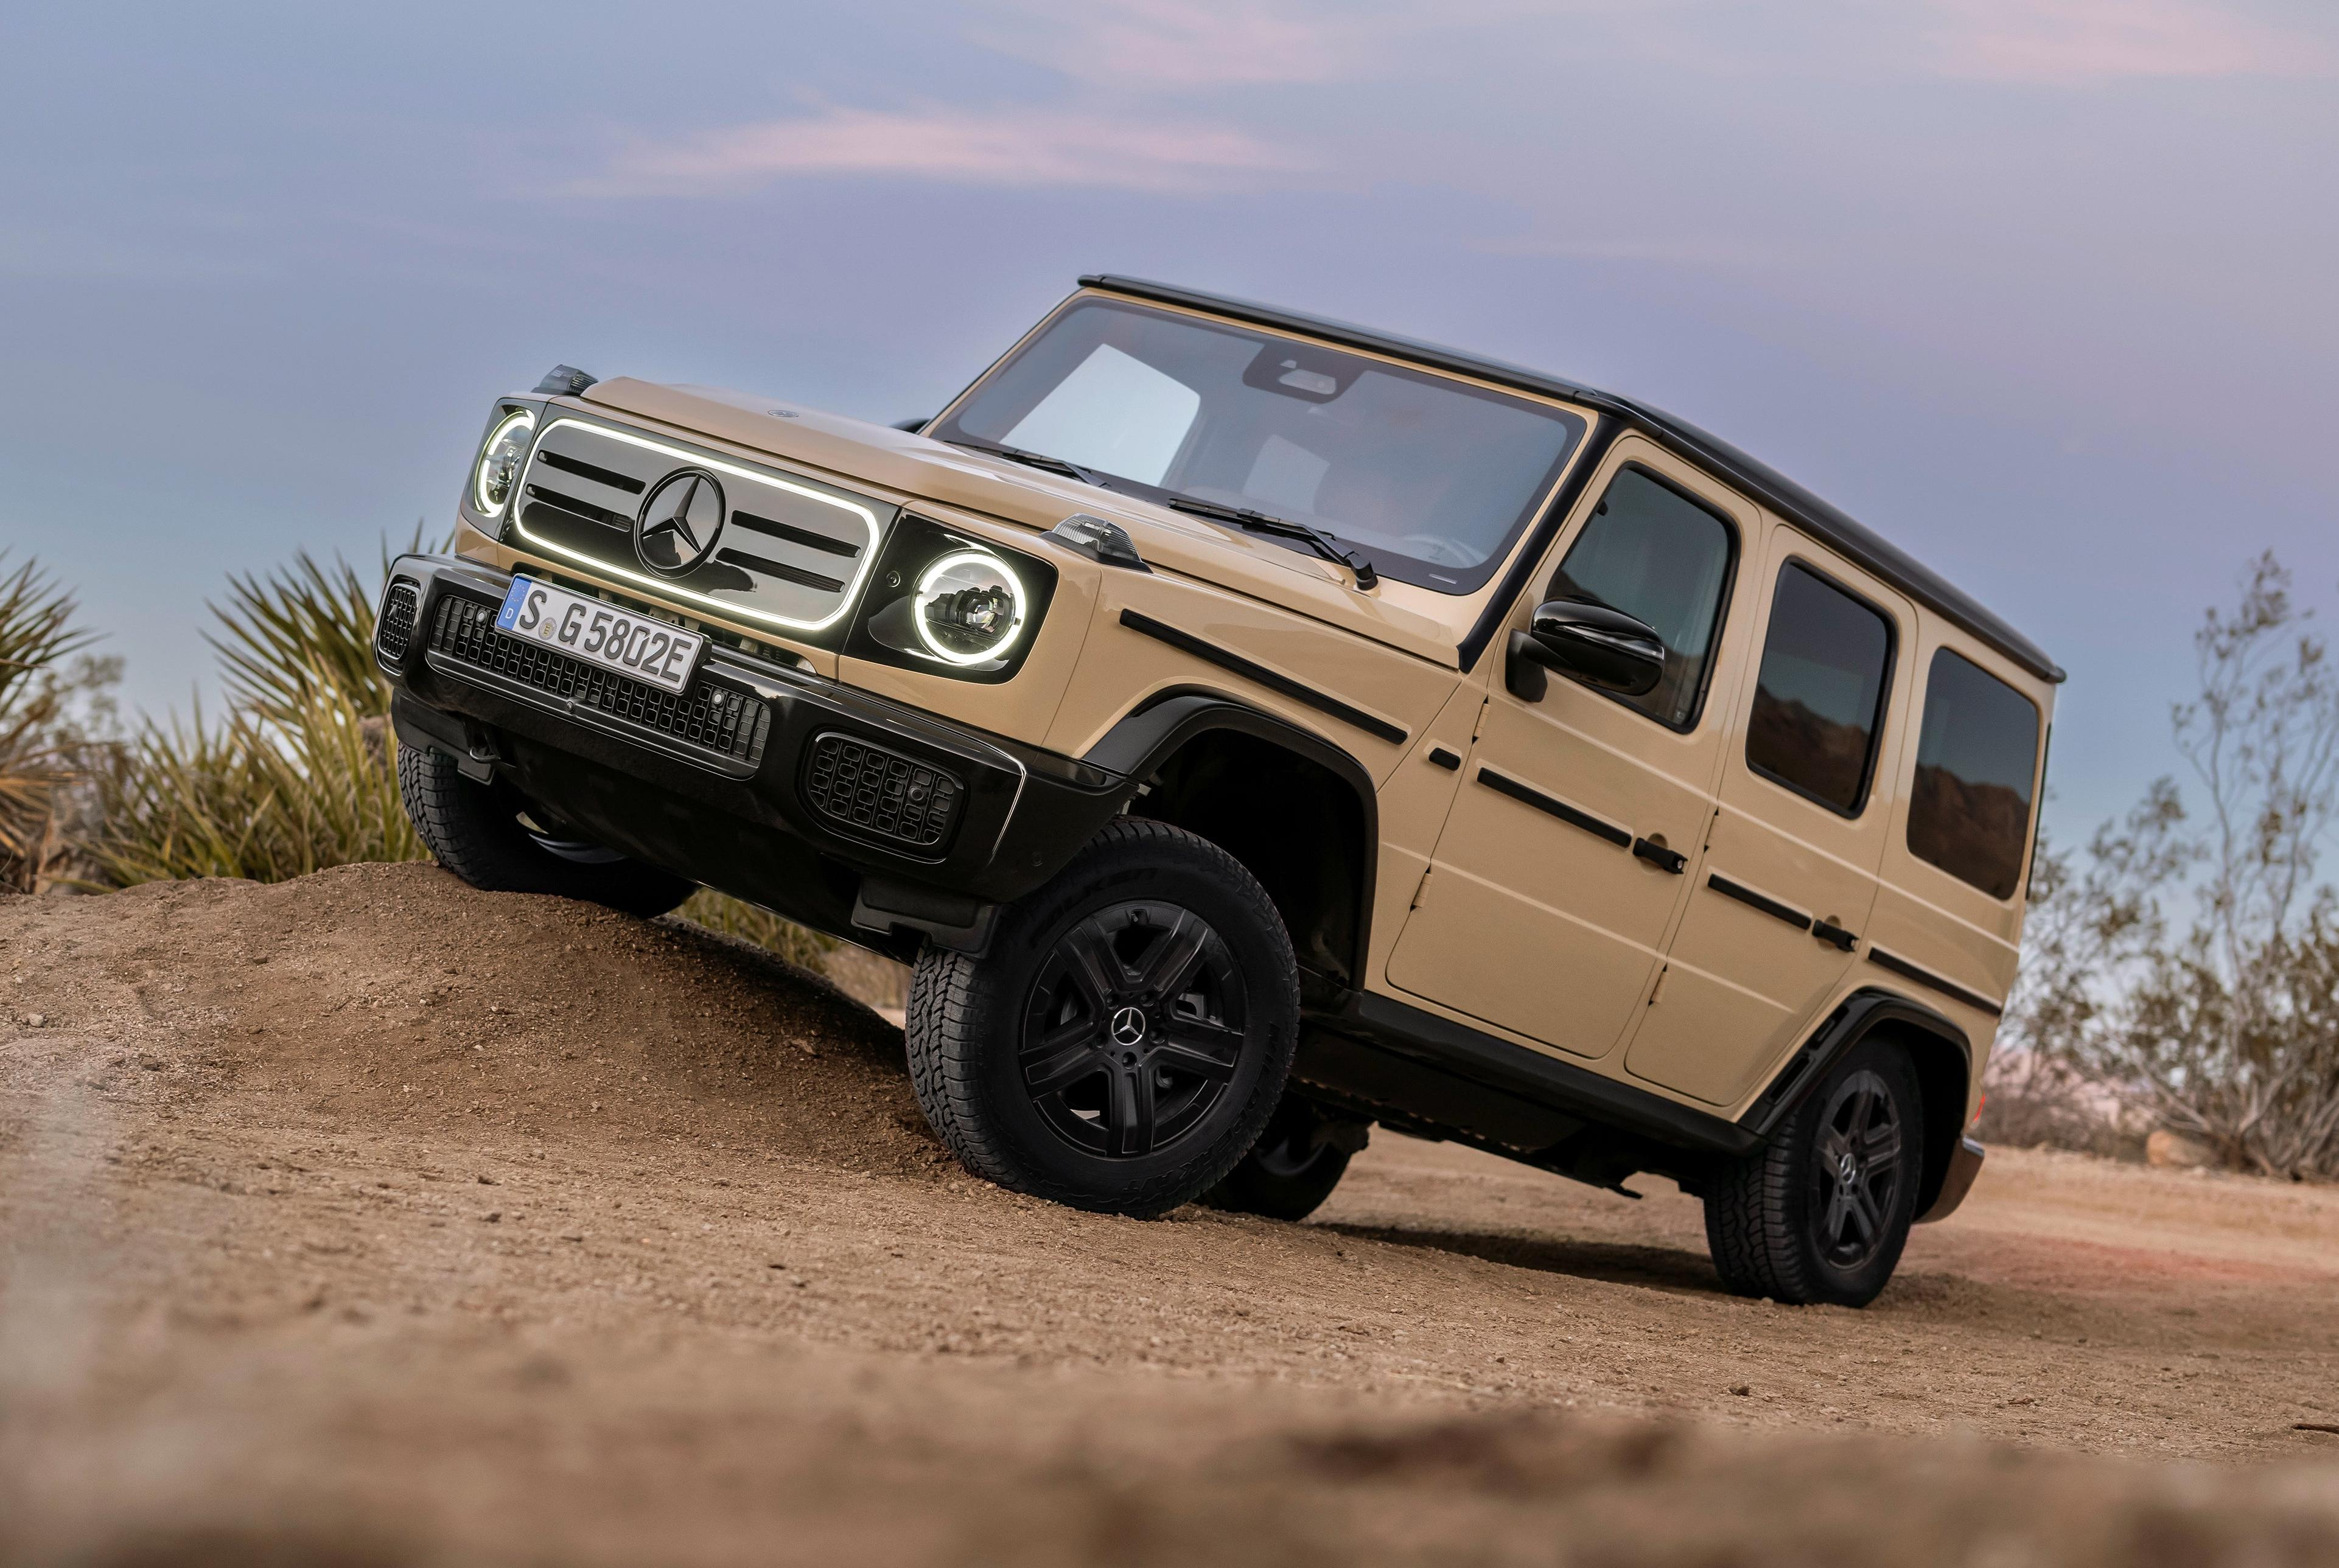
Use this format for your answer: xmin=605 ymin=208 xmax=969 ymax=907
xmin=1545 ymin=467 xmax=1735 ymax=729
xmin=1909 ymin=649 xmax=2041 ymax=898
xmin=1745 ymin=560 xmax=1893 ymax=815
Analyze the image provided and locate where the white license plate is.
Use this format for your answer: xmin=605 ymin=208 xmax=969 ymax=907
xmin=495 ymin=576 xmax=707 ymax=695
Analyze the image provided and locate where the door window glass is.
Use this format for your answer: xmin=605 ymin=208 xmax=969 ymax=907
xmin=1908 ymin=649 xmax=2040 ymax=897
xmin=1546 ymin=467 xmax=1734 ymax=729
xmin=1746 ymin=561 xmax=1893 ymax=814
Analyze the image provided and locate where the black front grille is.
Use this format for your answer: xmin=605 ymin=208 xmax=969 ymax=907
xmin=427 ymin=596 xmax=769 ymax=768
xmin=802 ymin=733 xmax=963 ymax=850
xmin=376 ymin=579 xmax=419 ymax=664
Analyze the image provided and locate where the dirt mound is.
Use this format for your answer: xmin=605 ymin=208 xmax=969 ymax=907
xmin=1 ymin=862 xmax=931 ymax=1171
xmin=7 ymin=866 xmax=2339 ymax=1566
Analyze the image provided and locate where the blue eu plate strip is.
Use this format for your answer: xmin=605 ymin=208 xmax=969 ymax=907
xmin=495 ymin=576 xmax=536 ymax=632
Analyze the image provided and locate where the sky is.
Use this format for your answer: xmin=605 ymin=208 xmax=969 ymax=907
xmin=2 ymin=0 xmax=2334 ymax=843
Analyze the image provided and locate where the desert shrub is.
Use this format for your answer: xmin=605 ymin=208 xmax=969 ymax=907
xmin=0 ymin=554 xmax=117 ymax=893
xmin=88 ymin=689 xmax=421 ymax=885
xmin=2007 ymin=556 xmax=2339 ymax=1178
xmin=88 ymin=545 xmax=421 ymax=886
xmin=209 ymin=548 xmax=397 ymax=724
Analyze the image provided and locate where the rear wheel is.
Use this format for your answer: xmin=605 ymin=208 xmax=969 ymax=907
xmin=1704 ymin=1037 xmax=1923 ymax=1308
xmin=396 ymin=745 xmax=693 ymax=918
xmin=905 ymin=818 xmax=1300 ymax=1218
xmin=1202 ymin=1093 xmax=1366 ymax=1221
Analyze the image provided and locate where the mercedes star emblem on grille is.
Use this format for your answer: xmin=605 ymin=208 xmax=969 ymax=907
xmin=634 ymin=469 xmax=725 ymax=576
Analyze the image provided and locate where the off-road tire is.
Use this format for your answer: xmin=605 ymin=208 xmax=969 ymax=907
xmin=1201 ymin=1092 xmax=1363 ymax=1221
xmin=396 ymin=745 xmax=693 ymax=919
xmin=1704 ymin=1036 xmax=1925 ymax=1308
xmin=906 ymin=818 xmax=1301 ymax=1218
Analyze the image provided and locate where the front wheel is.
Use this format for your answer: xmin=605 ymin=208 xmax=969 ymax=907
xmin=1703 ymin=1037 xmax=1924 ymax=1308
xmin=905 ymin=818 xmax=1301 ymax=1218
xmin=396 ymin=745 xmax=694 ymax=919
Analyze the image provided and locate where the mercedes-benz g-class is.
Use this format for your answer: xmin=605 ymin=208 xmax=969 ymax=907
xmin=380 ymin=276 xmax=2058 ymax=1306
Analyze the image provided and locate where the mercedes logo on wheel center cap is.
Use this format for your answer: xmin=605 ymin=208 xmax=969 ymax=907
xmin=634 ymin=469 xmax=725 ymax=576
xmin=1109 ymin=1006 xmax=1148 ymax=1049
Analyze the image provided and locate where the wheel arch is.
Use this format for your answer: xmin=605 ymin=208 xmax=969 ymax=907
xmin=1083 ymin=689 xmax=1378 ymax=991
xmin=1741 ymin=988 xmax=1973 ymax=1222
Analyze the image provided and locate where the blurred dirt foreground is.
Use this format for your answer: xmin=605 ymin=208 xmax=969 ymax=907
xmin=6 ymin=865 xmax=2339 ymax=1567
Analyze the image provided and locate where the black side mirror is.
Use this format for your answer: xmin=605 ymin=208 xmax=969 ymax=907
xmin=1506 ymin=599 xmax=1666 ymax=702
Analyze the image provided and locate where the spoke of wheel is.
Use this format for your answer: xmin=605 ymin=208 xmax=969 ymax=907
xmin=1818 ymin=1127 xmax=1854 ymax=1170
xmin=1822 ymin=1188 xmax=1853 ymax=1244
xmin=1843 ymin=1183 xmax=1881 ymax=1244
xmin=1131 ymin=914 xmax=1211 ymax=1003
xmin=1859 ymin=1118 xmax=1903 ymax=1169
xmin=1163 ymin=1011 xmax=1243 ymax=1052
xmin=1150 ymin=1039 xmax=1238 ymax=1082
xmin=1058 ymin=919 xmax=1127 ymax=1011
xmin=1107 ymin=1063 xmax=1156 ymax=1155
xmin=1024 ymin=1035 xmax=1105 ymax=1098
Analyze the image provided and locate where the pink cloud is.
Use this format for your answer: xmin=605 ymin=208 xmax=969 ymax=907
xmin=580 ymin=104 xmax=1312 ymax=196
xmin=977 ymin=0 xmax=1389 ymax=87
xmin=1925 ymin=0 xmax=2337 ymax=83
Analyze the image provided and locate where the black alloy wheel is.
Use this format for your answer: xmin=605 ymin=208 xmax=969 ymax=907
xmin=1808 ymin=1068 xmax=1905 ymax=1272
xmin=1702 ymin=1036 xmax=1925 ymax=1308
xmin=905 ymin=818 xmax=1301 ymax=1218
xmin=1019 ymin=901 xmax=1247 ymax=1159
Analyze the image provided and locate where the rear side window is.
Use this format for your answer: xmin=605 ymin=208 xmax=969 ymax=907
xmin=1908 ymin=649 xmax=2041 ymax=897
xmin=1745 ymin=561 xmax=1893 ymax=815
xmin=1546 ymin=467 xmax=1735 ymax=730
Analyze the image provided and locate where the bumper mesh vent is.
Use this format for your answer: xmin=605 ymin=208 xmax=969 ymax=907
xmin=375 ymin=579 xmax=420 ymax=664
xmin=427 ymin=596 xmax=769 ymax=768
xmin=802 ymin=733 xmax=963 ymax=850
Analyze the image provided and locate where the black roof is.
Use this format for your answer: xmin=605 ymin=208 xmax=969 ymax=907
xmin=1080 ymin=274 xmax=2064 ymax=685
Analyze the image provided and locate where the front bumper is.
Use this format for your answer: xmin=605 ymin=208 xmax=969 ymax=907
xmin=377 ymin=554 xmax=1127 ymax=949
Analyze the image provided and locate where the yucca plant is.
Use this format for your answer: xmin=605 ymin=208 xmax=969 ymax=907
xmin=208 ymin=536 xmax=421 ymax=723
xmin=89 ymin=682 xmax=422 ymax=886
xmin=0 ymin=554 xmax=97 ymax=891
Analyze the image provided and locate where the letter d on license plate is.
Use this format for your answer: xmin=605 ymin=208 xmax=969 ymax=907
xmin=495 ymin=576 xmax=706 ymax=695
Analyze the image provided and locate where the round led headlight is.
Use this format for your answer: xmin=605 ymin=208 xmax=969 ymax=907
xmin=472 ymin=409 xmax=536 ymax=518
xmin=913 ymin=550 xmax=1026 ymax=666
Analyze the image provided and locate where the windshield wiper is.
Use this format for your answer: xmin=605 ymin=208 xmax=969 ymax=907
xmin=943 ymin=435 xmax=1115 ymax=490
xmin=1164 ymin=497 xmax=1379 ymax=590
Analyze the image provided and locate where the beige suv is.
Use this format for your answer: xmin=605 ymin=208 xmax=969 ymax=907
xmin=380 ymin=276 xmax=2057 ymax=1306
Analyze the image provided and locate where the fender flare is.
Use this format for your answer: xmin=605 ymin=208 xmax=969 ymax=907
xmin=1739 ymin=987 xmax=1974 ymax=1219
xmin=1083 ymin=688 xmax=1380 ymax=985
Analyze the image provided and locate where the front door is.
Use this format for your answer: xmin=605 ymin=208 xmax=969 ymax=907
xmin=1386 ymin=452 xmax=1748 ymax=1058
xmin=1621 ymin=533 xmax=1913 ymax=1106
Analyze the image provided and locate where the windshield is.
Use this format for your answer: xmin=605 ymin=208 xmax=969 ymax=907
xmin=929 ymin=298 xmax=1588 ymax=594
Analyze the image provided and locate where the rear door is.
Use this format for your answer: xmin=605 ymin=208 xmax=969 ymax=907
xmin=1621 ymin=530 xmax=1914 ymax=1106
xmin=1385 ymin=447 xmax=1751 ymax=1059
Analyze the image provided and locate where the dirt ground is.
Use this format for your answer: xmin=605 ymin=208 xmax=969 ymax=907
xmin=5 ymin=863 xmax=2339 ymax=1566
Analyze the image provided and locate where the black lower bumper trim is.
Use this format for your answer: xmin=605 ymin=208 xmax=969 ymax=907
xmin=376 ymin=554 xmax=1131 ymax=934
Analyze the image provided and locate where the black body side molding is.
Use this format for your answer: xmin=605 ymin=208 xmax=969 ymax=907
xmin=1476 ymin=765 xmax=1632 ymax=848
xmin=1865 ymin=947 xmax=2005 ymax=1017
xmin=1117 ymin=610 xmax=1408 ymax=746
xmin=1707 ymin=871 xmax=1811 ymax=932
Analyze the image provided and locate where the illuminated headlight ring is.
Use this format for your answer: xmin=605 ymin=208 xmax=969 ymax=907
xmin=912 ymin=549 xmax=1027 ymax=666
xmin=472 ymin=408 xmax=537 ymax=518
